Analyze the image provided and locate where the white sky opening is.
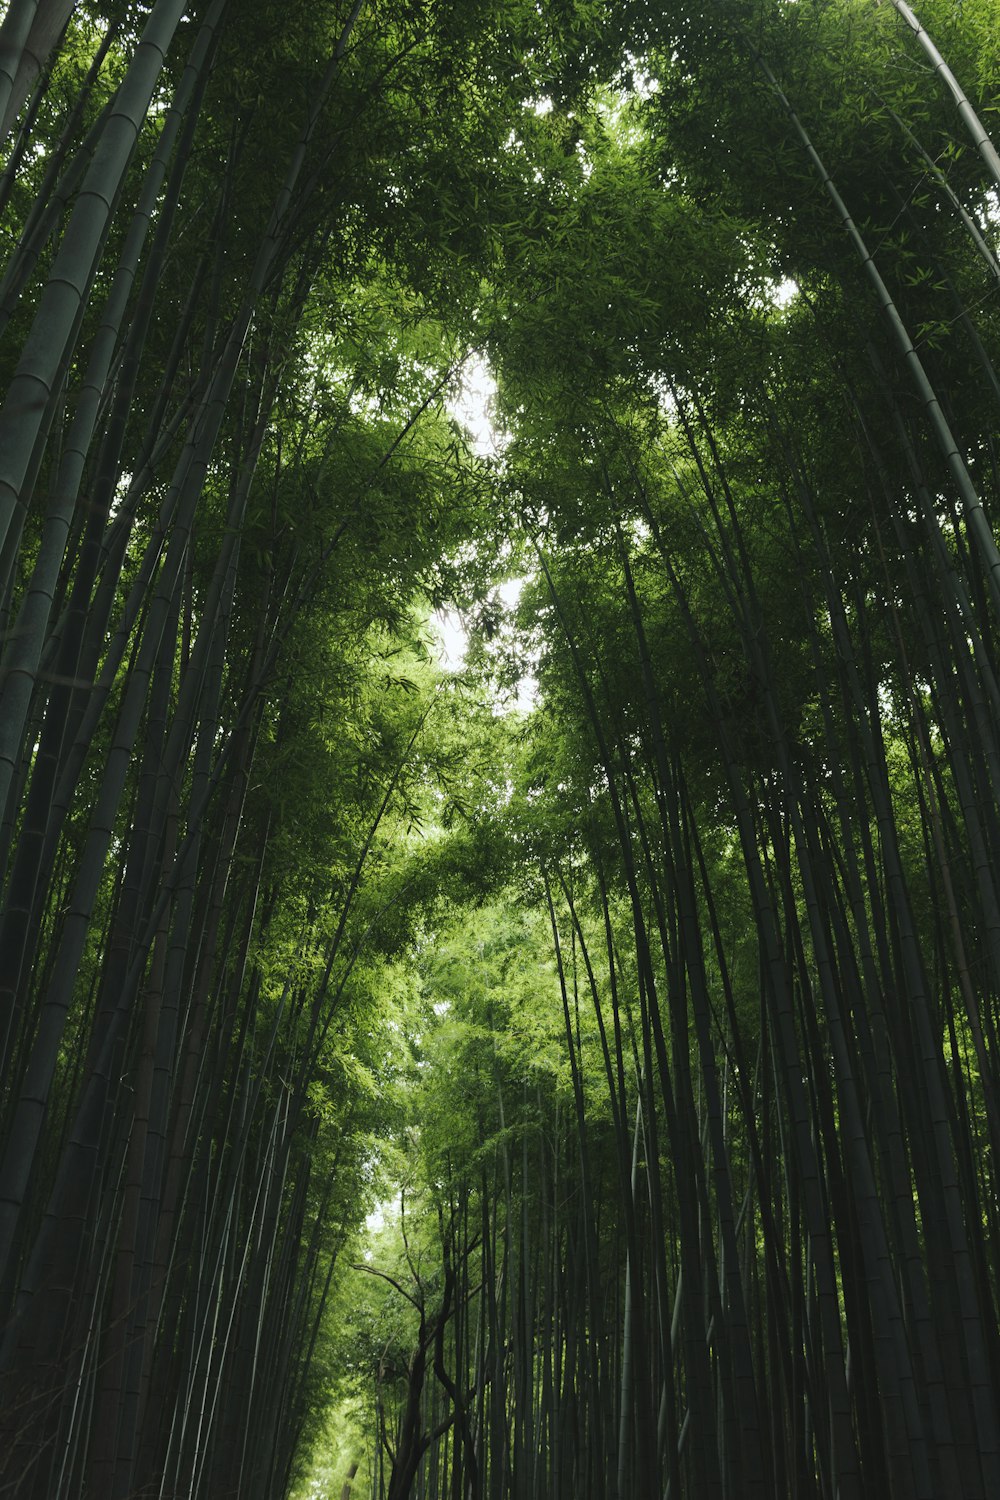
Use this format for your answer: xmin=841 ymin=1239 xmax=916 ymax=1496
xmin=623 ymin=53 xmax=660 ymax=99
xmin=770 ymin=276 xmax=798 ymax=308
xmin=430 ymin=577 xmax=539 ymax=714
xmin=363 ymin=1190 xmax=402 ymax=1251
xmin=430 ymin=607 xmax=468 ymax=670
xmin=447 ymin=352 xmax=507 ymax=459
xmin=496 ymin=576 xmax=540 ymax=715
xmin=436 ymin=362 xmax=537 ymax=709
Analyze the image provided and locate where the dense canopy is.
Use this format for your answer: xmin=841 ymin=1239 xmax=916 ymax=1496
xmin=1 ymin=1 xmax=1000 ymax=1497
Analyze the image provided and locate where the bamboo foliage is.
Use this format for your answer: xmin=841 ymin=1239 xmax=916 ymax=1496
xmin=3 ymin=2 xmax=1000 ymax=1499
xmin=0 ymin=1 xmax=556 ymax=1493
xmin=328 ymin=9 xmax=1000 ymax=1497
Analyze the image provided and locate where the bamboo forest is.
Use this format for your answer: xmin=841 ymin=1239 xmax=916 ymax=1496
xmin=5 ymin=0 xmax=1000 ymax=1496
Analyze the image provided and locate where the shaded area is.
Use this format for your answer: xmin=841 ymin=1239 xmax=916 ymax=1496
xmin=0 ymin=3 xmax=999 ymax=1498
